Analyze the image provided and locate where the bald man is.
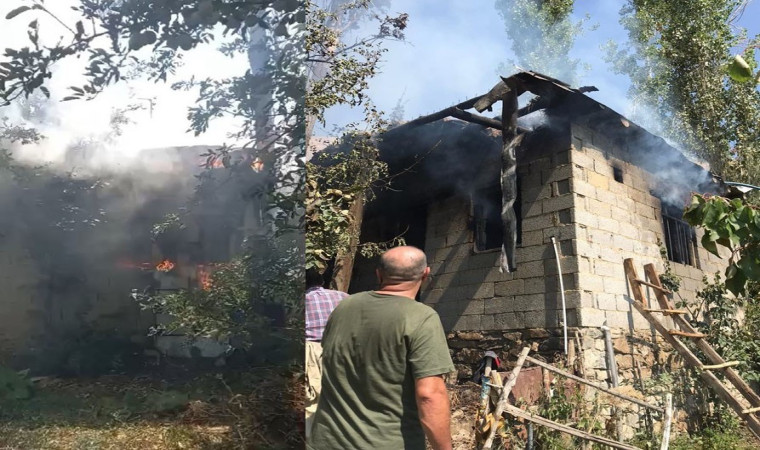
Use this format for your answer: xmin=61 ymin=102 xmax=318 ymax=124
xmin=308 ymin=246 xmax=454 ymax=450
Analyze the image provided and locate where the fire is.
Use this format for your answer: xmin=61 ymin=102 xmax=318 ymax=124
xmin=250 ymin=158 xmax=264 ymax=172
xmin=199 ymin=156 xmax=226 ymax=169
xmin=156 ymin=259 xmax=176 ymax=272
xmin=197 ymin=264 xmax=213 ymax=290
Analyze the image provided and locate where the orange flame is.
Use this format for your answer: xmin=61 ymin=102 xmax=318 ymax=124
xmin=197 ymin=264 xmax=213 ymax=290
xmin=250 ymin=158 xmax=264 ymax=172
xmin=156 ymin=259 xmax=176 ymax=272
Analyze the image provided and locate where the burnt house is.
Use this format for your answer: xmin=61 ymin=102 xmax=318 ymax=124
xmin=0 ymin=146 xmax=265 ymax=371
xmin=348 ymin=72 xmax=731 ymax=384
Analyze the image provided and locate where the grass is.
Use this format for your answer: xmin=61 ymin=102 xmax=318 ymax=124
xmin=0 ymin=367 xmax=303 ymax=450
xmin=668 ymin=427 xmax=760 ymax=450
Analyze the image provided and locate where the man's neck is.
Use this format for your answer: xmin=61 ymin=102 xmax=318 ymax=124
xmin=374 ymin=285 xmax=419 ymax=301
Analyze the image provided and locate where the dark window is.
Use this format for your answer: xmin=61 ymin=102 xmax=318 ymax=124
xmin=473 ymin=182 xmax=522 ymax=251
xmin=662 ymin=206 xmax=697 ymax=267
xmin=613 ymin=166 xmax=624 ymax=183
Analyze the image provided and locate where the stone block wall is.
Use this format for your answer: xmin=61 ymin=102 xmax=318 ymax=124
xmin=569 ymin=123 xmax=728 ymax=324
xmin=355 ymin=122 xmax=728 ymax=333
xmin=421 ymin=144 xmax=585 ymax=332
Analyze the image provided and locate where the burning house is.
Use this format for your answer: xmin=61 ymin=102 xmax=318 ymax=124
xmin=347 ymin=72 xmax=732 ymax=388
xmin=0 ymin=145 xmax=265 ymax=372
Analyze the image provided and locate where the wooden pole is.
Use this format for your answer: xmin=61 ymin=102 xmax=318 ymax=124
xmin=481 ymin=347 xmax=531 ymax=450
xmin=501 ymin=403 xmax=642 ymax=450
xmin=330 ymin=191 xmax=365 ymax=292
xmin=660 ymin=393 xmax=673 ymax=450
xmin=498 ymin=89 xmax=520 ymax=273
xmin=525 ymin=356 xmax=663 ymax=412
xmin=643 ymin=309 xmax=687 ymax=315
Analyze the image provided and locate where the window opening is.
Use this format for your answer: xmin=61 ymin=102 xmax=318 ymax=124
xmin=613 ymin=166 xmax=624 ymax=183
xmin=662 ymin=205 xmax=698 ymax=267
xmin=473 ymin=182 xmax=522 ymax=251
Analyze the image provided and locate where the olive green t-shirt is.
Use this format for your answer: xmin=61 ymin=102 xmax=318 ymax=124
xmin=308 ymin=291 xmax=455 ymax=450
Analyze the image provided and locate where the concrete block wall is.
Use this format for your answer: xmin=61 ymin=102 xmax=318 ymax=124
xmin=352 ymin=121 xmax=728 ymax=340
xmin=569 ymin=123 xmax=728 ymax=328
xmin=412 ymin=121 xmax=730 ymax=342
xmin=421 ymin=145 xmax=589 ymax=332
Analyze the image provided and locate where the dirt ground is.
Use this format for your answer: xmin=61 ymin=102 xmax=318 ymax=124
xmin=0 ymin=367 xmax=303 ymax=450
xmin=448 ymin=384 xmax=480 ymax=449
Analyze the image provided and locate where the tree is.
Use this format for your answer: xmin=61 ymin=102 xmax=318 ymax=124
xmin=606 ymin=0 xmax=760 ymax=184
xmin=495 ymin=0 xmax=587 ymax=85
xmin=683 ymin=194 xmax=760 ymax=296
xmin=304 ymin=0 xmax=407 ymax=291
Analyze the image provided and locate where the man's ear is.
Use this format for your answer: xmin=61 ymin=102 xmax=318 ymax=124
xmin=422 ymin=266 xmax=431 ymax=280
xmin=376 ymin=268 xmax=383 ymax=284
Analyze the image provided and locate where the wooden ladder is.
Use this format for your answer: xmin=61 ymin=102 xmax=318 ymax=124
xmin=624 ymin=258 xmax=760 ymax=439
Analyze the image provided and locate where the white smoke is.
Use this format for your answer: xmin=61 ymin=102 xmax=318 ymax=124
xmin=0 ymin=1 xmax=248 ymax=178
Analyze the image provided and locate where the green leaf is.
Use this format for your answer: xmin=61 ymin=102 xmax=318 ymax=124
xmin=702 ymin=202 xmax=718 ymax=226
xmin=725 ymin=264 xmax=748 ymax=296
xmin=6 ymin=6 xmax=31 ymax=20
xmin=683 ymin=196 xmax=704 ymax=224
xmin=727 ymin=55 xmax=754 ymax=82
xmin=702 ymin=232 xmax=720 ymax=257
xmin=737 ymin=254 xmax=760 ymax=280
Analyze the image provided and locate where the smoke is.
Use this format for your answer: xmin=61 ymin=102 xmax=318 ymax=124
xmin=621 ymin=126 xmax=720 ymax=209
xmin=0 ymin=2 xmax=254 ymax=364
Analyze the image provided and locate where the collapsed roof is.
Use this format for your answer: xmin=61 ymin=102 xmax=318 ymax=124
xmin=379 ymin=71 xmax=727 ymax=200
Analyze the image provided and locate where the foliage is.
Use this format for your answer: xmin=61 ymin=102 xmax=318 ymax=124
xmin=606 ymin=1 xmax=760 ymax=184
xmin=0 ymin=366 xmax=32 ymax=400
xmin=682 ymin=193 xmax=760 ymax=295
xmin=304 ymin=0 xmax=406 ymax=130
xmin=150 ymin=213 xmax=186 ymax=238
xmin=305 ymin=131 xmax=391 ymax=272
xmin=668 ymin=410 xmax=754 ymax=450
xmin=138 ymin=257 xmax=279 ymax=350
xmin=532 ymin=381 xmax=605 ymax=449
xmin=649 ymin=273 xmax=760 ymax=440
xmin=503 ymin=371 xmax=606 ymax=449
xmin=658 ymin=239 xmax=682 ymax=293
xmin=681 ymin=276 xmax=760 ymax=384
xmin=304 ymin=0 xmax=408 ymax=277
xmin=496 ymin=0 xmax=590 ymax=85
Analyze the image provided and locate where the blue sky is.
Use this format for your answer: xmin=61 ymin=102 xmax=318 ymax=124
xmin=319 ymin=0 xmax=760 ymax=136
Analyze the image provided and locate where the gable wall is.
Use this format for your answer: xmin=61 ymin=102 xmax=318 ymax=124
xmin=568 ymin=123 xmax=728 ymax=330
